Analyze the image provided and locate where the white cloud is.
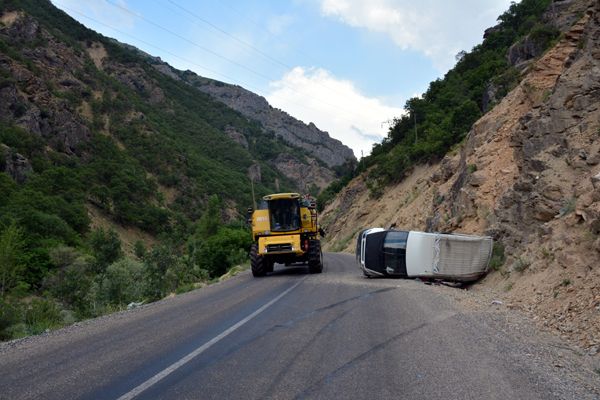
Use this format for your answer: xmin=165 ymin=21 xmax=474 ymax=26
xmin=52 ymin=0 xmax=135 ymax=30
xmin=266 ymin=67 xmax=404 ymax=159
xmin=320 ymin=0 xmax=512 ymax=71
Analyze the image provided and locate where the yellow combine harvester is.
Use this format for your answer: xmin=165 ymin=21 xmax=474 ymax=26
xmin=248 ymin=193 xmax=324 ymax=277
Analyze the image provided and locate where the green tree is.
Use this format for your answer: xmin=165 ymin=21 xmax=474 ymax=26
xmin=196 ymin=195 xmax=221 ymax=239
xmin=25 ymin=298 xmax=63 ymax=335
xmin=195 ymin=227 xmax=251 ymax=277
xmin=0 ymin=222 xmax=25 ymax=297
xmin=101 ymin=258 xmax=145 ymax=306
xmin=0 ymin=298 xmax=23 ymax=340
xmin=89 ymin=228 xmax=123 ymax=272
xmin=46 ymin=246 xmax=95 ymax=317
xmin=143 ymin=245 xmax=179 ymax=300
xmin=0 ymin=173 xmax=16 ymax=207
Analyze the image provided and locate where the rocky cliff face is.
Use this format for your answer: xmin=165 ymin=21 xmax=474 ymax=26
xmin=173 ymin=70 xmax=356 ymax=168
xmin=147 ymin=60 xmax=356 ymax=191
xmin=322 ymin=0 xmax=600 ymax=351
xmin=0 ymin=11 xmax=92 ymax=156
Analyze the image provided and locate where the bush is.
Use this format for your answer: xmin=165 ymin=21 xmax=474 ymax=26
xmin=0 ymin=298 xmax=23 ymax=340
xmin=101 ymin=258 xmax=145 ymax=306
xmin=513 ymin=257 xmax=531 ymax=272
xmin=45 ymin=248 xmax=95 ymax=317
xmin=0 ymin=222 xmax=25 ymax=296
xmin=25 ymin=298 xmax=63 ymax=335
xmin=142 ymin=245 xmax=180 ymax=300
xmin=194 ymin=227 xmax=251 ymax=277
xmin=489 ymin=242 xmax=506 ymax=271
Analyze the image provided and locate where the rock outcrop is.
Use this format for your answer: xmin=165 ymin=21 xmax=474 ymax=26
xmin=0 ymin=145 xmax=32 ymax=183
xmin=0 ymin=14 xmax=91 ymax=155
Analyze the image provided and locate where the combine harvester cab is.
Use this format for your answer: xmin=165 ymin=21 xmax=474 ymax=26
xmin=356 ymin=229 xmax=493 ymax=282
xmin=249 ymin=193 xmax=324 ymax=277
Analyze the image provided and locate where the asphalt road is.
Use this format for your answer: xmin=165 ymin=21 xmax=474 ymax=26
xmin=0 ymin=253 xmax=597 ymax=400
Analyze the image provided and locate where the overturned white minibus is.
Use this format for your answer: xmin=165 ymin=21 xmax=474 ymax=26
xmin=355 ymin=229 xmax=493 ymax=282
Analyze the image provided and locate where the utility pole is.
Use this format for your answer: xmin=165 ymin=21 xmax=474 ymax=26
xmin=250 ymin=177 xmax=257 ymax=210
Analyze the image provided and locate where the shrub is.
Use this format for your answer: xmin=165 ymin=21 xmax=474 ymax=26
xmin=489 ymin=242 xmax=506 ymax=271
xmin=513 ymin=257 xmax=531 ymax=272
xmin=142 ymin=245 xmax=180 ymax=300
xmin=45 ymin=249 xmax=95 ymax=317
xmin=193 ymin=227 xmax=251 ymax=278
xmin=195 ymin=195 xmax=221 ymax=239
xmin=101 ymin=258 xmax=145 ymax=306
xmin=559 ymin=198 xmax=576 ymax=217
xmin=0 ymin=222 xmax=25 ymax=297
xmin=133 ymin=240 xmax=146 ymax=259
xmin=25 ymin=298 xmax=63 ymax=335
xmin=0 ymin=298 xmax=23 ymax=340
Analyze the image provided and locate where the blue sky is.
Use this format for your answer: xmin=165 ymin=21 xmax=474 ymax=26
xmin=52 ymin=0 xmax=514 ymax=158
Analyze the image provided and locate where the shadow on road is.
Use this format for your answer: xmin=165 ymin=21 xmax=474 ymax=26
xmin=268 ymin=264 xmax=310 ymax=276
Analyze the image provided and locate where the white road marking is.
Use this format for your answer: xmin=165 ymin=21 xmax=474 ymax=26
xmin=116 ymin=278 xmax=305 ymax=400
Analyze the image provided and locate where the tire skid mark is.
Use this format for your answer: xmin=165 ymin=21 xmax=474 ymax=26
xmin=276 ymin=286 xmax=397 ymax=329
xmin=293 ymin=311 xmax=458 ymax=400
xmin=180 ymin=287 xmax=397 ymax=374
xmin=260 ymin=309 xmax=352 ymax=398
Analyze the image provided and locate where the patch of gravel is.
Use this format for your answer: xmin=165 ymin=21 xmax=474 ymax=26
xmin=431 ymin=281 xmax=600 ymax=399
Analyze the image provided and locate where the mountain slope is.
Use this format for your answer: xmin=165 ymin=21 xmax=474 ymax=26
xmin=0 ymin=0 xmax=358 ymax=237
xmin=181 ymin=71 xmax=355 ymax=167
xmin=322 ymin=0 xmax=600 ymax=350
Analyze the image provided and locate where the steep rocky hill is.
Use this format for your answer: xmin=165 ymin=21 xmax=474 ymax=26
xmin=322 ymin=0 xmax=600 ymax=351
xmin=176 ymin=70 xmax=355 ymax=168
xmin=0 ymin=1 xmax=354 ymax=222
xmin=148 ymin=58 xmax=356 ymax=189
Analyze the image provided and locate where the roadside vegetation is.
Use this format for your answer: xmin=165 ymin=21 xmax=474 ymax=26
xmin=0 ymin=192 xmax=251 ymax=341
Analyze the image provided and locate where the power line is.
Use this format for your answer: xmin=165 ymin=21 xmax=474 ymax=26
xmin=53 ymin=2 xmax=384 ymax=142
xmin=216 ymin=1 xmax=319 ymax=67
xmin=54 ymin=4 xmax=246 ymax=87
xmin=107 ymin=0 xmax=369 ymax=121
xmin=164 ymin=0 xmax=293 ymax=72
xmin=103 ymin=0 xmax=362 ymax=121
xmin=195 ymin=0 xmax=358 ymax=106
xmin=104 ymin=0 xmax=276 ymax=84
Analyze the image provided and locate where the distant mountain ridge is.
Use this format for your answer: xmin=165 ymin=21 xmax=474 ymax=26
xmin=177 ymin=70 xmax=355 ymax=168
xmin=146 ymin=57 xmax=355 ymax=168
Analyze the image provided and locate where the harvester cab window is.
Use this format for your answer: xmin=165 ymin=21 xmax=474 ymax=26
xmin=269 ymin=199 xmax=301 ymax=232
